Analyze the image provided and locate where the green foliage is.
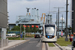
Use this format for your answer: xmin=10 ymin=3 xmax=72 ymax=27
xmin=7 ymin=37 xmax=24 ymax=40
xmin=32 ymin=26 xmax=39 ymax=33
xmin=25 ymin=25 xmax=39 ymax=33
xmin=63 ymin=27 xmax=72 ymax=34
xmin=25 ymin=26 xmax=31 ymax=32
xmin=48 ymin=43 xmax=55 ymax=47
xmin=11 ymin=26 xmax=20 ymax=31
xmin=25 ymin=34 xmax=34 ymax=37
xmin=21 ymin=25 xmax=24 ymax=31
xmin=11 ymin=25 xmax=40 ymax=33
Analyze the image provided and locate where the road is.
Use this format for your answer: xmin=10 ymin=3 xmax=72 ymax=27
xmin=5 ymin=38 xmax=42 ymax=50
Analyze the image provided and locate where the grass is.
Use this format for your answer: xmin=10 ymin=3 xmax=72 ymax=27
xmin=57 ymin=37 xmax=72 ymax=46
xmin=48 ymin=43 xmax=55 ymax=47
xmin=7 ymin=34 xmax=34 ymax=40
xmin=7 ymin=37 xmax=24 ymax=40
xmin=25 ymin=34 xmax=34 ymax=37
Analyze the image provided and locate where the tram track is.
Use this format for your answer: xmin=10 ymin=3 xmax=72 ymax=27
xmin=54 ymin=43 xmax=63 ymax=50
xmin=45 ymin=43 xmax=48 ymax=50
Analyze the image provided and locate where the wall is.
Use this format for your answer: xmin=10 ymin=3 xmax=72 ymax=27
xmin=0 ymin=0 xmax=8 ymax=28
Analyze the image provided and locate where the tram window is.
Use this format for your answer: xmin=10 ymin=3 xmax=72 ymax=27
xmin=45 ymin=25 xmax=55 ymax=35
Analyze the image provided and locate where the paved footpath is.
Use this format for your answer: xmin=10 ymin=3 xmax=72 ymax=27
xmin=0 ymin=40 xmax=27 ymax=50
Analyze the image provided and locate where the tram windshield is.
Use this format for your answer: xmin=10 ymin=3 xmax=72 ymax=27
xmin=45 ymin=25 xmax=55 ymax=35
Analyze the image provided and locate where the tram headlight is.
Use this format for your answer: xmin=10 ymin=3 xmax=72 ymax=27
xmin=52 ymin=36 xmax=55 ymax=38
xmin=45 ymin=36 xmax=46 ymax=37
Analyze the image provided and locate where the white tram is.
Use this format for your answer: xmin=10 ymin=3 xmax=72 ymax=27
xmin=41 ymin=24 xmax=57 ymax=43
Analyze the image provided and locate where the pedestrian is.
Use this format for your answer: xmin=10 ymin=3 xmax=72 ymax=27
xmin=70 ymin=37 xmax=72 ymax=42
xmin=61 ymin=31 xmax=63 ymax=37
xmin=20 ymin=33 xmax=23 ymax=40
xmin=69 ymin=34 xmax=72 ymax=42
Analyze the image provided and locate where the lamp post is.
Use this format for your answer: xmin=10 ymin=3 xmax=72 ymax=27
xmin=24 ymin=24 xmax=25 ymax=40
xmin=65 ymin=0 xmax=69 ymax=41
xmin=62 ymin=14 xmax=63 ymax=31
xmin=19 ymin=17 xmax=21 ymax=34
xmin=18 ymin=16 xmax=21 ymax=34
xmin=54 ymin=7 xmax=64 ymax=38
xmin=50 ymin=12 xmax=58 ymax=25
xmin=56 ymin=13 xmax=58 ymax=26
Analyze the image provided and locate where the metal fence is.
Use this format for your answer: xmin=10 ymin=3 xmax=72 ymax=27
xmin=8 ymin=31 xmax=20 ymax=34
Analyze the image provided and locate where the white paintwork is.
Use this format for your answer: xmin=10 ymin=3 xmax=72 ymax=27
xmin=2 ymin=28 xmax=6 ymax=39
xmin=41 ymin=24 xmax=57 ymax=42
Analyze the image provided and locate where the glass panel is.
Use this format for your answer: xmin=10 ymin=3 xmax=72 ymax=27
xmin=45 ymin=25 xmax=55 ymax=35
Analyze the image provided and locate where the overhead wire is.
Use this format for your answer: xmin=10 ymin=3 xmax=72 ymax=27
xmin=49 ymin=0 xmax=50 ymax=14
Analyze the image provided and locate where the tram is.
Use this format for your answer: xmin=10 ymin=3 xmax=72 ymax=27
xmin=41 ymin=24 xmax=57 ymax=43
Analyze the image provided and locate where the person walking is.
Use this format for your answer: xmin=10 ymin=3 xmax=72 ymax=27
xmin=20 ymin=33 xmax=23 ymax=40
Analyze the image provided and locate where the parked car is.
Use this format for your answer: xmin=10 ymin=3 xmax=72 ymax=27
xmin=6 ymin=33 xmax=19 ymax=37
xmin=34 ymin=34 xmax=41 ymax=38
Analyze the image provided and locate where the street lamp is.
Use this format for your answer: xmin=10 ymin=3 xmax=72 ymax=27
xmin=23 ymin=25 xmax=26 ymax=40
xmin=51 ymin=12 xmax=58 ymax=25
xmin=19 ymin=17 xmax=21 ymax=34
xmin=60 ymin=14 xmax=64 ymax=31
xmin=54 ymin=7 xmax=64 ymax=38
xmin=65 ymin=0 xmax=69 ymax=41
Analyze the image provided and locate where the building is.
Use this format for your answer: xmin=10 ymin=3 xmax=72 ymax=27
xmin=9 ymin=8 xmax=42 ymax=31
xmin=0 ymin=0 xmax=8 ymax=48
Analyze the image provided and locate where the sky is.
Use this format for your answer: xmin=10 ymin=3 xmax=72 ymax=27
xmin=8 ymin=0 xmax=72 ymax=26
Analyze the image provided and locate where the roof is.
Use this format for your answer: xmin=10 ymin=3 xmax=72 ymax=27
xmin=45 ymin=24 xmax=55 ymax=25
xmin=8 ymin=23 xmax=16 ymax=24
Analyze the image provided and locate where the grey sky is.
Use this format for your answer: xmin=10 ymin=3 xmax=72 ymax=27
xmin=8 ymin=0 xmax=72 ymax=25
xmin=26 ymin=0 xmax=36 ymax=1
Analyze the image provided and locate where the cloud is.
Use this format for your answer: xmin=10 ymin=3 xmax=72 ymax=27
xmin=8 ymin=0 xmax=72 ymax=25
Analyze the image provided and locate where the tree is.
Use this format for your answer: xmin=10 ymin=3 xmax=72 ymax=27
xmin=23 ymin=25 xmax=40 ymax=33
xmin=11 ymin=26 xmax=20 ymax=31
xmin=68 ymin=27 xmax=72 ymax=34
xmin=32 ymin=26 xmax=39 ymax=33
xmin=25 ymin=25 xmax=31 ymax=32
xmin=63 ymin=27 xmax=72 ymax=35
xmin=21 ymin=25 xmax=24 ymax=32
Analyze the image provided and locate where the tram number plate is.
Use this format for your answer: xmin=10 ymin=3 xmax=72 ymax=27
xmin=47 ymin=36 xmax=49 ymax=38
